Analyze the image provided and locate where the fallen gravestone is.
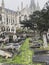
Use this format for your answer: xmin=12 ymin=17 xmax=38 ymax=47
xmin=33 ymin=55 xmax=49 ymax=63
xmin=34 ymin=49 xmax=49 ymax=55
xmin=0 ymin=50 xmax=12 ymax=58
xmin=30 ymin=43 xmax=42 ymax=49
xmin=2 ymin=43 xmax=20 ymax=50
xmin=33 ymin=50 xmax=49 ymax=65
xmin=33 ymin=49 xmax=49 ymax=65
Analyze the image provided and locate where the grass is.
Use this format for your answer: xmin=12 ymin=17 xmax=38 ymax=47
xmin=9 ymin=38 xmax=33 ymax=64
xmin=0 ymin=38 xmax=43 ymax=65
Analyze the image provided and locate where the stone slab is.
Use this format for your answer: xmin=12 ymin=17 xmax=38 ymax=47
xmin=33 ymin=55 xmax=49 ymax=63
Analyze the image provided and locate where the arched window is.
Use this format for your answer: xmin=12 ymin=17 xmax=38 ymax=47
xmin=11 ymin=19 xmax=14 ymax=25
xmin=11 ymin=27 xmax=14 ymax=32
xmin=7 ymin=27 xmax=10 ymax=31
xmin=1 ymin=26 xmax=5 ymax=31
xmin=7 ymin=17 xmax=8 ymax=24
xmin=12 ymin=19 xmax=14 ymax=24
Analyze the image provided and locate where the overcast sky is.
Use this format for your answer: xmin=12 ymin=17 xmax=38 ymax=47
xmin=0 ymin=0 xmax=48 ymax=11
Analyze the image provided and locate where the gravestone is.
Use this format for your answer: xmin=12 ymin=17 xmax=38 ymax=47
xmin=43 ymin=32 xmax=48 ymax=48
xmin=33 ymin=55 xmax=49 ymax=65
xmin=13 ymin=35 xmax=18 ymax=42
xmin=33 ymin=55 xmax=49 ymax=63
xmin=34 ymin=49 xmax=49 ymax=55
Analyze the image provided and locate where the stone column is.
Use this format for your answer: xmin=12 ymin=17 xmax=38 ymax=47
xmin=2 ymin=14 xmax=4 ymax=24
xmin=43 ymin=32 xmax=48 ymax=48
xmin=14 ymin=27 xmax=16 ymax=33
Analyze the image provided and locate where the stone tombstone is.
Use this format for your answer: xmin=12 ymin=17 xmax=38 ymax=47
xmin=43 ymin=32 xmax=48 ymax=48
xmin=13 ymin=35 xmax=17 ymax=42
xmin=23 ymin=32 xmax=26 ymax=38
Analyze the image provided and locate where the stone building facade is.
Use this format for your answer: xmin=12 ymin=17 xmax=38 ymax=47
xmin=19 ymin=0 xmax=40 ymax=27
xmin=0 ymin=0 xmax=20 ymax=33
xmin=0 ymin=0 xmax=40 ymax=33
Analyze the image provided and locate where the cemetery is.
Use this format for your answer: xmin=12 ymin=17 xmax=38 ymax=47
xmin=0 ymin=31 xmax=26 ymax=59
xmin=0 ymin=0 xmax=49 ymax=65
xmin=0 ymin=29 xmax=48 ymax=65
xmin=0 ymin=29 xmax=47 ymax=65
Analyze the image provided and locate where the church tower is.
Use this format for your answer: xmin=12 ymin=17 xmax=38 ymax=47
xmin=2 ymin=0 xmax=5 ymax=8
xmin=21 ymin=2 xmax=23 ymax=10
xmin=30 ymin=0 xmax=36 ymax=12
xmin=1 ymin=0 xmax=5 ymax=25
xmin=36 ymin=0 xmax=40 ymax=11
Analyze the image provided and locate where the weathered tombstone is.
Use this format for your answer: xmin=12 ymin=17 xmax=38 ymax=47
xmin=43 ymin=32 xmax=48 ymax=48
xmin=33 ymin=55 xmax=49 ymax=65
xmin=13 ymin=35 xmax=17 ymax=42
xmin=23 ymin=32 xmax=26 ymax=38
xmin=0 ymin=50 xmax=12 ymax=59
xmin=34 ymin=49 xmax=49 ymax=55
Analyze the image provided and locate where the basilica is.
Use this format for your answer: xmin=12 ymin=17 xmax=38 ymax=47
xmin=0 ymin=0 xmax=40 ymax=33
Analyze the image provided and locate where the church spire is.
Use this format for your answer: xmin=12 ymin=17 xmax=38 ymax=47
xmin=17 ymin=6 xmax=20 ymax=15
xmin=2 ymin=0 xmax=5 ymax=8
xmin=17 ymin=6 xmax=19 ymax=11
xmin=36 ymin=0 xmax=40 ymax=11
xmin=21 ymin=2 xmax=23 ymax=10
xmin=30 ymin=0 xmax=36 ymax=12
